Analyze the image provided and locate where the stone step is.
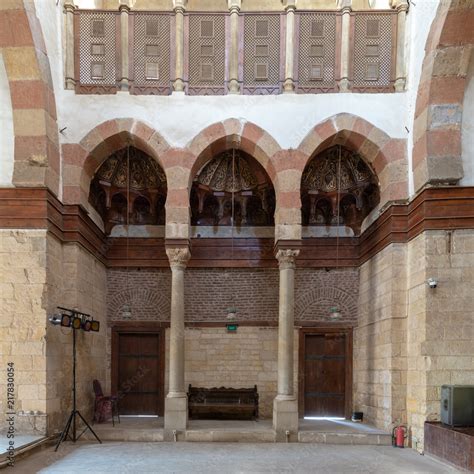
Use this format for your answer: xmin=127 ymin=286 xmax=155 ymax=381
xmin=298 ymin=431 xmax=392 ymax=445
xmin=84 ymin=429 xmax=164 ymax=442
xmin=184 ymin=429 xmax=277 ymax=443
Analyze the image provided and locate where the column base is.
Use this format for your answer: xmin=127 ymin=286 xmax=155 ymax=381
xmin=228 ymin=79 xmax=240 ymax=94
xmin=273 ymin=396 xmax=298 ymax=442
xmin=283 ymin=79 xmax=295 ymax=93
xmin=173 ymin=79 xmax=185 ymax=93
xmin=394 ymin=77 xmax=406 ymax=92
xmin=338 ymin=78 xmax=351 ymax=93
xmin=164 ymin=394 xmax=188 ymax=439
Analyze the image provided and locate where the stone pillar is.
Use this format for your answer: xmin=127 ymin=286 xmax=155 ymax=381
xmin=119 ymin=1 xmax=131 ymax=91
xmin=391 ymin=0 xmax=408 ymax=92
xmin=273 ymin=248 xmax=299 ymax=440
xmin=228 ymin=0 xmax=241 ymax=94
xmin=338 ymin=0 xmax=352 ymax=92
xmin=164 ymin=246 xmax=191 ymax=435
xmin=282 ymin=0 xmax=297 ymax=93
xmin=173 ymin=0 xmax=187 ymax=93
xmin=64 ymin=1 xmax=76 ymax=90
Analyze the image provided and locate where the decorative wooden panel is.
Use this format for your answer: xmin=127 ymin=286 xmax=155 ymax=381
xmin=76 ymin=11 xmax=119 ymax=94
xmin=130 ymin=13 xmax=172 ymax=95
xmin=242 ymin=14 xmax=281 ymax=95
xmin=187 ymin=14 xmax=226 ymax=95
xmin=351 ymin=12 xmax=396 ymax=92
xmin=296 ymin=12 xmax=337 ymax=93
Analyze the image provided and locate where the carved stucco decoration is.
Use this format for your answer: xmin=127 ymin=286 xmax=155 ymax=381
xmin=301 ymin=146 xmax=380 ymax=235
xmin=191 ymin=149 xmax=275 ymax=227
xmin=89 ymin=147 xmax=167 ymax=234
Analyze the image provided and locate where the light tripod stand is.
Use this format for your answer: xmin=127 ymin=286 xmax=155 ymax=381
xmin=49 ymin=307 xmax=102 ymax=451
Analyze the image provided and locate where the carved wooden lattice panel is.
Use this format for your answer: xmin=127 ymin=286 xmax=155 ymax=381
xmin=131 ymin=13 xmax=171 ymax=95
xmin=352 ymin=13 xmax=394 ymax=92
xmin=297 ymin=12 xmax=337 ymax=93
xmin=243 ymin=14 xmax=281 ymax=95
xmin=78 ymin=11 xmax=118 ymax=93
xmin=188 ymin=14 xmax=226 ymax=95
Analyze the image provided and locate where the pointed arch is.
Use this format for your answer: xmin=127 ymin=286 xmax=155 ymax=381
xmin=298 ymin=113 xmax=408 ymax=208
xmin=62 ymin=118 xmax=170 ymax=207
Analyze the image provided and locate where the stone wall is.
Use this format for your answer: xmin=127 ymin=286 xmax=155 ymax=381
xmin=182 ymin=327 xmax=299 ymax=419
xmin=0 ymin=230 xmax=48 ymax=435
xmin=45 ymin=238 xmax=107 ymax=433
xmin=354 ymin=243 xmax=408 ymax=431
xmin=406 ymin=229 xmax=474 ymax=451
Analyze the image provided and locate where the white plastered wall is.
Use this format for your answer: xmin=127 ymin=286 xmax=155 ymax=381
xmin=0 ymin=53 xmax=14 ymax=187
xmin=35 ymin=0 xmax=440 ymax=198
xmin=460 ymin=50 xmax=474 ymax=186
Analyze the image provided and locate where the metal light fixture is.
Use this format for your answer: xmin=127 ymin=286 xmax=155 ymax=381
xmin=225 ymin=142 xmax=239 ymax=321
xmin=329 ymin=145 xmax=343 ymax=321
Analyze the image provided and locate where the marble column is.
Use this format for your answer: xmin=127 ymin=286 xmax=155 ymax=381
xmin=338 ymin=0 xmax=352 ymax=92
xmin=282 ymin=0 xmax=297 ymax=93
xmin=119 ymin=1 xmax=131 ymax=91
xmin=164 ymin=246 xmax=191 ymax=435
xmin=173 ymin=0 xmax=187 ymax=93
xmin=64 ymin=1 xmax=76 ymax=90
xmin=391 ymin=0 xmax=408 ymax=92
xmin=273 ymin=248 xmax=299 ymax=440
xmin=227 ymin=0 xmax=241 ymax=94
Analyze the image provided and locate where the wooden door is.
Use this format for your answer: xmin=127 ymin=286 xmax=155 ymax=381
xmin=116 ymin=332 xmax=162 ymax=415
xmin=301 ymin=330 xmax=352 ymax=418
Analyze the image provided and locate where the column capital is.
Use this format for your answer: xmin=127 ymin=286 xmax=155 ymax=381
xmin=166 ymin=247 xmax=191 ymax=269
xmin=64 ymin=1 xmax=75 ymax=13
xmin=276 ymin=249 xmax=299 ymax=270
xmin=119 ymin=4 xmax=131 ymax=14
xmin=173 ymin=0 xmax=187 ymax=13
xmin=281 ymin=0 xmax=297 ymax=12
xmin=337 ymin=0 xmax=352 ymax=12
xmin=390 ymin=0 xmax=409 ymax=11
xmin=228 ymin=0 xmax=241 ymax=13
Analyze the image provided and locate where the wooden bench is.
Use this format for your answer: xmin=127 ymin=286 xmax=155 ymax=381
xmin=188 ymin=385 xmax=259 ymax=420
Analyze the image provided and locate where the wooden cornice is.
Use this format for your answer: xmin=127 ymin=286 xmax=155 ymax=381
xmin=0 ymin=187 xmax=473 ymax=268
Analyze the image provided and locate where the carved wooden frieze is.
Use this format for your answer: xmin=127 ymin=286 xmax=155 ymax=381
xmin=301 ymin=146 xmax=379 ymax=235
xmin=89 ymin=147 xmax=167 ymax=234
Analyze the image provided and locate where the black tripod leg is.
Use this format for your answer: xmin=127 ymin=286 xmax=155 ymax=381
xmin=76 ymin=410 xmax=102 ymax=444
xmin=55 ymin=411 xmax=74 ymax=452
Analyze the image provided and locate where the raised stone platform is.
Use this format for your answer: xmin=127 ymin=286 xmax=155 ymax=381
xmin=87 ymin=417 xmax=390 ymax=445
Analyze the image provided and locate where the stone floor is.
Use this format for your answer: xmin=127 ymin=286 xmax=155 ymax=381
xmin=11 ymin=441 xmax=461 ymax=473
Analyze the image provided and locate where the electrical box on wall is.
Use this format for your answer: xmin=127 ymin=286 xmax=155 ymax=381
xmin=441 ymin=385 xmax=474 ymax=427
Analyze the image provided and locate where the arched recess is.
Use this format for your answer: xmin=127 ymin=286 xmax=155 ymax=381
xmin=412 ymin=0 xmax=474 ymax=191
xmin=62 ymin=119 xmax=170 ymax=211
xmin=1 ymin=0 xmax=60 ymax=193
xmin=296 ymin=286 xmax=358 ymax=322
xmin=161 ymin=119 xmax=295 ymax=241
xmin=298 ymin=114 xmax=408 ymax=211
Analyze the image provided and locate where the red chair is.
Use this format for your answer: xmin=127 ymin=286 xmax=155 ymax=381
xmin=93 ymin=379 xmax=120 ymax=426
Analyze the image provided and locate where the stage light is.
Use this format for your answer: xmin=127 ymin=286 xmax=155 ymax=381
xmin=82 ymin=319 xmax=92 ymax=332
xmin=49 ymin=314 xmax=62 ymax=325
xmin=72 ymin=316 xmax=82 ymax=330
xmin=61 ymin=314 xmax=72 ymax=327
xmin=90 ymin=320 xmax=100 ymax=332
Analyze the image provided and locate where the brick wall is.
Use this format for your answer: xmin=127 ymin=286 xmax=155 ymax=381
xmin=107 ymin=267 xmax=359 ymax=324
